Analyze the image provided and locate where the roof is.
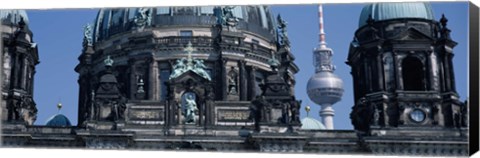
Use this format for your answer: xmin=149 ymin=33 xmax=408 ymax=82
xmin=92 ymin=6 xmax=277 ymax=43
xmin=359 ymin=2 xmax=435 ymax=27
xmin=45 ymin=114 xmax=72 ymax=127
xmin=301 ymin=117 xmax=326 ymax=130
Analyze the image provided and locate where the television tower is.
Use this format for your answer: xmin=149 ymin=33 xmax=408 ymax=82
xmin=306 ymin=4 xmax=344 ymax=129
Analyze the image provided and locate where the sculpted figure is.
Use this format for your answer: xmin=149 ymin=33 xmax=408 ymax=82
xmin=170 ymin=59 xmax=187 ymax=79
xmin=350 ymin=97 xmax=372 ymax=132
xmin=83 ymin=23 xmax=93 ymax=46
xmin=184 ymin=94 xmax=198 ymax=124
xmin=192 ymin=59 xmax=211 ymax=81
xmin=223 ymin=6 xmax=239 ymax=32
xmin=134 ymin=8 xmax=151 ymax=28
xmin=227 ymin=67 xmax=238 ymax=95
xmin=277 ymin=15 xmax=290 ymax=46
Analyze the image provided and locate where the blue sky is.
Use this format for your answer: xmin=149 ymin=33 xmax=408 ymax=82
xmin=27 ymin=2 xmax=468 ymax=129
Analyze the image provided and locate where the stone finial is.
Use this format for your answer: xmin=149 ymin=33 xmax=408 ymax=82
xmin=18 ymin=17 xmax=26 ymax=29
xmin=366 ymin=14 xmax=374 ymax=26
xmin=104 ymin=55 xmax=114 ymax=67
xmin=268 ymin=52 xmax=280 ymax=72
xmin=440 ymin=14 xmax=448 ymax=28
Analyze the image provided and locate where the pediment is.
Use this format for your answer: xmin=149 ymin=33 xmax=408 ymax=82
xmin=171 ymin=70 xmax=210 ymax=84
xmin=395 ymin=27 xmax=433 ymax=41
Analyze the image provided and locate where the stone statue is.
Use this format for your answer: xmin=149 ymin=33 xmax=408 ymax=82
xmin=250 ymin=95 xmax=268 ymax=131
xmin=350 ymin=97 xmax=372 ymax=133
xmin=89 ymin=90 xmax=96 ymax=120
xmin=373 ymin=105 xmax=379 ymax=126
xmin=83 ymin=23 xmax=93 ymax=46
xmin=17 ymin=95 xmax=37 ymax=125
xmin=228 ymin=77 xmax=237 ymax=95
xmin=192 ymin=59 xmax=211 ymax=81
xmin=117 ymin=96 xmax=128 ymax=120
xmin=136 ymin=76 xmax=145 ymax=93
xmin=289 ymin=97 xmax=301 ymax=124
xmin=227 ymin=67 xmax=238 ymax=95
xmin=134 ymin=8 xmax=151 ymax=29
xmin=169 ymin=59 xmax=187 ymax=80
xmin=214 ymin=7 xmax=225 ymax=26
xmin=184 ymin=94 xmax=198 ymax=124
xmin=251 ymin=95 xmax=271 ymax=123
xmin=281 ymin=101 xmax=290 ymax=124
xmin=223 ymin=6 xmax=239 ymax=32
xmin=277 ymin=14 xmax=290 ymax=46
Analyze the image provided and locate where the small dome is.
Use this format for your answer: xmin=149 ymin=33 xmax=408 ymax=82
xmin=301 ymin=117 xmax=326 ymax=130
xmin=45 ymin=114 xmax=72 ymax=127
xmin=0 ymin=10 xmax=29 ymax=25
xmin=359 ymin=2 xmax=435 ymax=27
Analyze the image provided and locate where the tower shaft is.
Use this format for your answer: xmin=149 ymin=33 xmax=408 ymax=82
xmin=320 ymin=103 xmax=334 ymax=129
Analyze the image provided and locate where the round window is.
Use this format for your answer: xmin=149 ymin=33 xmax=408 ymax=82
xmin=410 ymin=109 xmax=426 ymax=123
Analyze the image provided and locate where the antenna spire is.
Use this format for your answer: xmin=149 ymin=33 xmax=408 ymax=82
xmin=318 ymin=4 xmax=327 ymax=49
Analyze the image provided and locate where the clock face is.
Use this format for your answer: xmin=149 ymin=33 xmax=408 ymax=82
xmin=410 ymin=109 xmax=426 ymax=123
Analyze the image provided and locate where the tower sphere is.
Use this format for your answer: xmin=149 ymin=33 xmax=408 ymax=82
xmin=307 ymin=71 xmax=344 ymax=105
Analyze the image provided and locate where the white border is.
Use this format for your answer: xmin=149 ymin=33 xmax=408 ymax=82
xmin=0 ymin=0 xmax=471 ymax=9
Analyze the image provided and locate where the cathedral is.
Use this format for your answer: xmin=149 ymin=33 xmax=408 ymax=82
xmin=0 ymin=3 xmax=470 ymax=156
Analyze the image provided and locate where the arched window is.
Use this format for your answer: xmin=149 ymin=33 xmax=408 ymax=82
xmin=402 ymin=56 xmax=426 ymax=91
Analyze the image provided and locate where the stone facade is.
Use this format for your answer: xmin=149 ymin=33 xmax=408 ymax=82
xmin=346 ymin=3 xmax=468 ymax=156
xmin=1 ymin=4 xmax=469 ymax=156
xmin=0 ymin=12 xmax=39 ymax=126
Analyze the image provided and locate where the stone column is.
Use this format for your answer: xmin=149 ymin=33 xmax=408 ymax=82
xmin=427 ymin=50 xmax=439 ymax=91
xmin=392 ymin=51 xmax=402 ymax=90
xmin=447 ymin=53 xmax=456 ymax=91
xmin=363 ymin=57 xmax=372 ymax=93
xmin=149 ymin=58 xmax=159 ymax=100
xmin=20 ymin=57 xmax=27 ymax=90
xmin=221 ymin=59 xmax=228 ymax=100
xmin=30 ymin=68 xmax=36 ymax=94
xmin=128 ymin=59 xmax=136 ymax=99
xmin=376 ymin=52 xmax=384 ymax=91
xmin=239 ymin=60 xmax=247 ymax=101
xmin=443 ymin=53 xmax=452 ymax=91
xmin=12 ymin=53 xmax=20 ymax=89
xmin=248 ymin=67 xmax=257 ymax=100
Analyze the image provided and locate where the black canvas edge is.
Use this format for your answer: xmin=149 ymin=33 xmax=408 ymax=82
xmin=469 ymin=1 xmax=479 ymax=156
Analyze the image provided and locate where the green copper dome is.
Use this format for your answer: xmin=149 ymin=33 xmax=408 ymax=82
xmin=92 ymin=6 xmax=277 ymax=43
xmin=359 ymin=2 xmax=435 ymax=27
xmin=301 ymin=117 xmax=326 ymax=130
xmin=45 ymin=114 xmax=72 ymax=127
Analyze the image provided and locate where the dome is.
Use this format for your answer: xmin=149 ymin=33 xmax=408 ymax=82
xmin=92 ymin=6 xmax=277 ymax=43
xmin=301 ymin=117 xmax=326 ymax=130
xmin=0 ymin=10 xmax=29 ymax=25
xmin=307 ymin=72 xmax=344 ymax=105
xmin=359 ymin=2 xmax=435 ymax=27
xmin=45 ymin=114 xmax=72 ymax=127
